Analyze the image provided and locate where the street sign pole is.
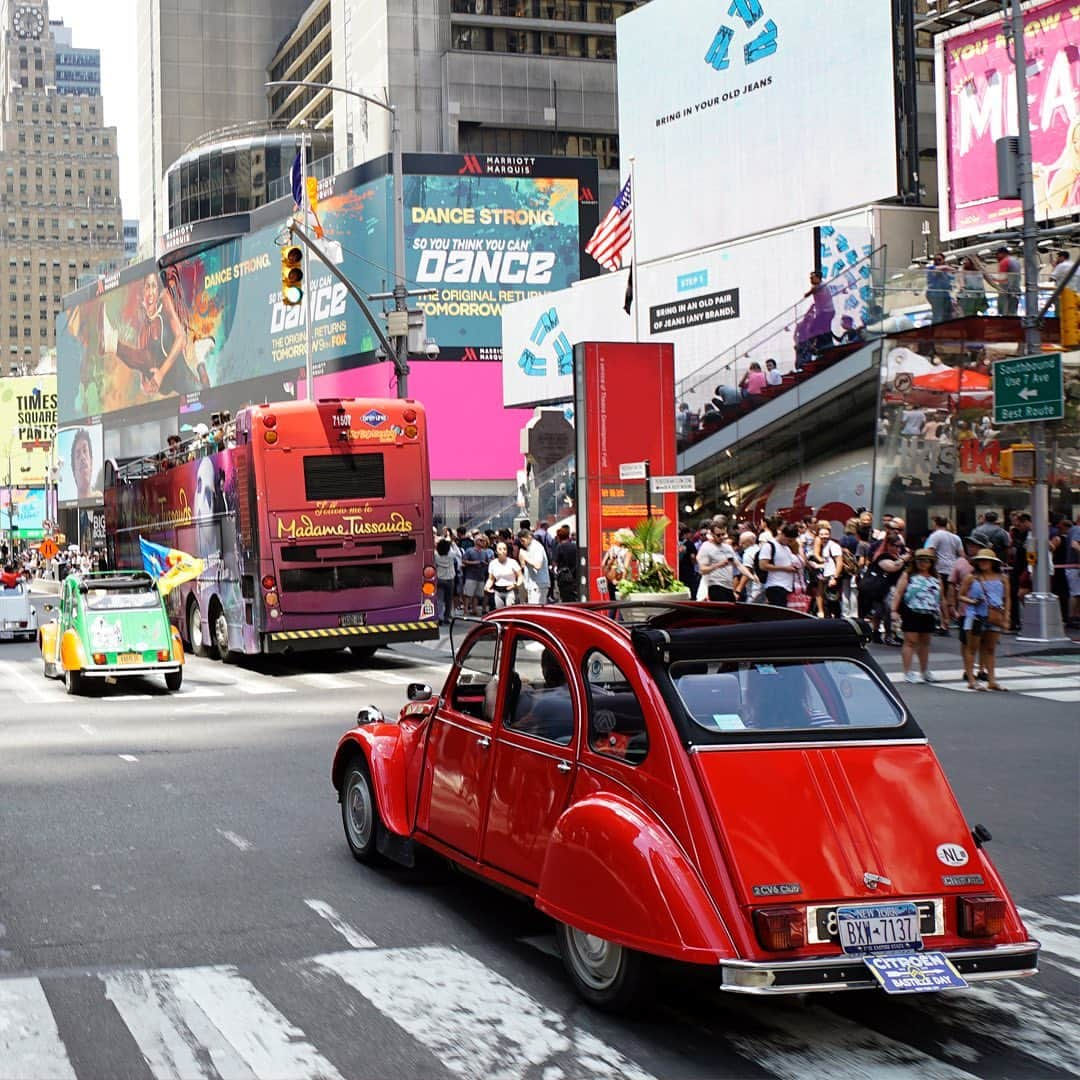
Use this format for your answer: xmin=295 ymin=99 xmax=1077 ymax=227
xmin=1007 ymin=0 xmax=1067 ymax=642
xmin=644 ymin=459 xmax=652 ymax=525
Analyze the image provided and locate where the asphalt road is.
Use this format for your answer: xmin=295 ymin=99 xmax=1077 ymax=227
xmin=0 ymin=633 xmax=1077 ymax=1079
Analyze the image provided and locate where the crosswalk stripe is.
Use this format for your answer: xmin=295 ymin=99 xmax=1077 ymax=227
xmin=1017 ymin=907 xmax=1080 ymax=979
xmin=0 ymin=977 xmax=78 ymax=1080
xmin=356 ymin=670 xmax=413 ymax=686
xmin=0 ymin=660 xmax=51 ymax=704
xmin=103 ymin=966 xmax=346 ymax=1080
xmin=234 ymin=682 xmax=295 ymax=696
xmin=1035 ymin=689 xmax=1080 ymax=701
xmin=297 ymin=673 xmax=354 ymax=691
xmin=311 ymin=945 xmax=657 ymax=1080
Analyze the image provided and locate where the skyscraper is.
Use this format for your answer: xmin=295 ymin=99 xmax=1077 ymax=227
xmin=135 ymin=0 xmax=311 ymax=250
xmin=0 ymin=0 xmax=123 ymax=367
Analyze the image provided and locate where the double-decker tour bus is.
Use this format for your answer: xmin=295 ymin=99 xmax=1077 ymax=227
xmin=104 ymin=398 xmax=438 ymax=659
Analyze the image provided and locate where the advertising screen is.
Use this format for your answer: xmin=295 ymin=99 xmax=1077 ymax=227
xmin=0 ymin=375 xmax=57 ymax=485
xmin=1 ymin=487 xmax=46 ymax=538
xmin=55 ymin=422 xmax=104 ymax=507
xmin=617 ymin=0 xmax=897 ymax=263
xmin=937 ymin=0 xmax=1080 ymax=238
xmin=58 ymin=155 xmax=598 ymax=426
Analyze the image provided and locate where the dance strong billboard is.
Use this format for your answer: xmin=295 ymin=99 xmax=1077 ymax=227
xmin=57 ymin=155 xmax=599 ymax=426
xmin=937 ymin=0 xmax=1080 ymax=239
xmin=616 ymin=0 xmax=897 ymax=263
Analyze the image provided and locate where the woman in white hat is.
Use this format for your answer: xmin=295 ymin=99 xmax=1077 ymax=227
xmin=958 ymin=549 xmax=1010 ymax=691
xmin=891 ymin=548 xmax=943 ymax=683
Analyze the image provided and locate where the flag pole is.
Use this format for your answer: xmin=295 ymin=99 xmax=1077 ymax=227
xmin=629 ymin=155 xmax=640 ymax=343
xmin=301 ymin=125 xmax=313 ymax=401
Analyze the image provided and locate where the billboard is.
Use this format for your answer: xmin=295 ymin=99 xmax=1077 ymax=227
xmin=58 ymin=155 xmax=598 ymax=427
xmin=616 ymin=0 xmax=897 ymax=264
xmin=0 ymin=375 xmax=57 ymax=485
xmin=574 ymin=342 xmax=679 ymax=601
xmin=937 ymin=0 xmax=1080 ymax=238
xmin=55 ymin=422 xmax=104 ymax=507
xmin=1 ymin=487 xmax=47 ymax=539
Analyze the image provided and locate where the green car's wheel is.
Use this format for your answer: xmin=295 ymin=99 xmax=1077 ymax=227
xmin=64 ymin=668 xmax=83 ymax=696
xmin=165 ymin=668 xmax=183 ymax=692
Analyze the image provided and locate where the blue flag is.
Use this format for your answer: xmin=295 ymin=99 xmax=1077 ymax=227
xmin=290 ymin=149 xmax=302 ymax=207
xmin=139 ymin=536 xmax=205 ymax=597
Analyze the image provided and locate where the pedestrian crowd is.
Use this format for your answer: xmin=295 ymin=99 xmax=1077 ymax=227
xmin=430 ymin=519 xmax=578 ymax=624
xmin=0 ymin=541 xmax=107 ymax=586
xmin=675 ymin=507 xmax=1080 ymax=690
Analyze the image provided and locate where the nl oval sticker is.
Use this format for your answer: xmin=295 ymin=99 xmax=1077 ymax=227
xmin=936 ymin=843 xmax=969 ymax=867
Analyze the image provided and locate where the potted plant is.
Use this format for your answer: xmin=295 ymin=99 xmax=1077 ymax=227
xmin=612 ymin=516 xmax=691 ymax=606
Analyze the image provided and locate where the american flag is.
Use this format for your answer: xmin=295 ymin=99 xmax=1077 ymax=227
xmin=585 ymin=176 xmax=632 ymax=271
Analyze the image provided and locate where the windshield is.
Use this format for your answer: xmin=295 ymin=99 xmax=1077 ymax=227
xmin=670 ymin=658 xmax=904 ymax=736
xmin=83 ymin=588 xmax=160 ymax=611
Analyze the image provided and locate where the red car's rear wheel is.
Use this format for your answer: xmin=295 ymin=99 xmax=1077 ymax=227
xmin=556 ymin=922 xmax=651 ymax=1012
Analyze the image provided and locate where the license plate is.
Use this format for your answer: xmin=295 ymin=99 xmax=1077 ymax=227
xmin=810 ymin=899 xmax=939 ymax=944
xmin=864 ymin=951 xmax=968 ymax=994
xmin=837 ymin=902 xmax=922 ymax=955
xmin=118 ymin=652 xmax=143 ymax=664
xmin=339 ymin=613 xmax=366 ymax=628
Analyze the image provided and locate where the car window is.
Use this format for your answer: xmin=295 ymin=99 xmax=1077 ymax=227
xmin=583 ymin=650 xmax=649 ymax=765
xmin=448 ymin=626 xmax=499 ymax=722
xmin=502 ymin=635 xmax=574 ymax=747
xmin=83 ymin=588 xmax=160 ymax=611
xmin=671 ymin=659 xmax=904 ymax=735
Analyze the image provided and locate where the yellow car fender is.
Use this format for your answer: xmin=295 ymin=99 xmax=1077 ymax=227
xmin=38 ymin=621 xmax=58 ymax=659
xmin=170 ymin=625 xmax=185 ymax=664
xmin=60 ymin=628 xmax=88 ymax=672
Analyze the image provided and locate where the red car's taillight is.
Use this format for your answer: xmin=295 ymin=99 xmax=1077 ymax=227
xmin=752 ymin=906 xmax=806 ymax=951
xmin=957 ymin=895 xmax=1006 ymax=938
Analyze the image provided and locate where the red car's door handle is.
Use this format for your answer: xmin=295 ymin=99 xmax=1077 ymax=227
xmin=556 ymin=760 xmax=572 ymax=773
xmin=477 ymin=736 xmax=491 ymax=749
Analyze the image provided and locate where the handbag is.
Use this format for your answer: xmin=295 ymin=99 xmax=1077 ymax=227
xmin=987 ymin=605 xmax=1007 ymax=629
xmin=787 ymin=579 xmax=812 ymax=613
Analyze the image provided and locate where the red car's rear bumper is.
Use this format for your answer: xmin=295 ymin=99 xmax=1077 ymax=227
xmin=718 ymin=940 xmax=1039 ymax=994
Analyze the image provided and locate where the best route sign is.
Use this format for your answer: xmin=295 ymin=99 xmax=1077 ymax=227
xmin=992 ymin=353 xmax=1064 ymax=424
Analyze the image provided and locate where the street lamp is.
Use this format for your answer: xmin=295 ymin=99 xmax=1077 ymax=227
xmin=266 ymin=79 xmax=426 ymax=398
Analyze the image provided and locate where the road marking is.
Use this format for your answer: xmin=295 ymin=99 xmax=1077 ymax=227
xmin=176 ymin=686 xmax=225 ymax=699
xmin=103 ymin=966 xmax=347 ymax=1080
xmin=234 ymin=682 xmax=295 ymax=696
xmin=118 ymin=754 xmax=138 ymax=763
xmin=356 ymin=670 xmax=412 ymax=686
xmin=297 ymin=673 xmax=354 ymax=691
xmin=215 ymin=829 xmax=253 ymax=852
xmin=727 ymin=1002 xmax=980 ymax=1080
xmin=303 ymin=899 xmax=376 ymax=949
xmin=1018 ymin=906 xmax=1080 ymax=978
xmin=0 ymin=660 xmax=50 ymax=704
xmin=0 ymin=977 xmax=78 ymax=1080
xmin=79 ymin=724 xmax=96 ymax=736
xmin=1062 ymin=894 xmax=1080 ymax=904
xmin=1033 ymin=689 xmax=1080 ymax=702
xmin=312 ymin=945 xmax=656 ymax=1080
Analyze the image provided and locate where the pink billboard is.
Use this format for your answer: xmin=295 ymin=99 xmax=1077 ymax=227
xmin=938 ymin=0 xmax=1080 ymax=238
xmin=306 ymin=361 xmax=531 ymax=483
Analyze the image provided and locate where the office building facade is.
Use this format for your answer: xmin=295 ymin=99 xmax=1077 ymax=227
xmin=0 ymin=0 xmax=123 ymax=366
xmin=135 ymin=0 xmax=310 ymax=249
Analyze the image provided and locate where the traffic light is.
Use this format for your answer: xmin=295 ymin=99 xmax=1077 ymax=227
xmin=281 ymin=244 xmax=303 ymax=307
xmin=1059 ymin=287 xmax=1080 ymax=347
xmin=999 ymin=442 xmax=1035 ymax=482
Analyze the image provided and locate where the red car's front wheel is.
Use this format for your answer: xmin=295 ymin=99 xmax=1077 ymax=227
xmin=340 ymin=758 xmax=385 ymax=865
xmin=556 ymin=922 xmax=651 ymax=1012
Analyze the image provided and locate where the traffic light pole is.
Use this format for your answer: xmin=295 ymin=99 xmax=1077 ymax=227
xmin=301 ymin=128 xmax=314 ymax=402
xmin=1006 ymin=0 xmax=1067 ymax=642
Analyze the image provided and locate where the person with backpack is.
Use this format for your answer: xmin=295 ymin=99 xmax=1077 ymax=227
xmin=891 ymin=549 xmax=944 ymax=683
xmin=859 ymin=532 xmax=909 ymax=643
xmin=812 ymin=523 xmax=845 ymax=618
xmin=759 ymin=523 xmax=802 ymax=607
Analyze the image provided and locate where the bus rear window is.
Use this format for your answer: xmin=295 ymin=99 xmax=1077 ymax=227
xmin=303 ymin=454 xmax=386 ymax=501
xmin=281 ymin=564 xmax=394 ymax=592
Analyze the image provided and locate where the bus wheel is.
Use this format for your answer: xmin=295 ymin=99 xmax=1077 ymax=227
xmin=187 ymin=598 xmax=210 ymax=658
xmin=350 ymin=645 xmax=377 ymax=662
xmin=210 ymin=600 xmax=236 ymax=663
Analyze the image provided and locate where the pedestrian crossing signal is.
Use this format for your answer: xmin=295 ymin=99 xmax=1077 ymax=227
xmin=999 ymin=443 xmax=1035 ymax=483
xmin=281 ymin=244 xmax=304 ymax=307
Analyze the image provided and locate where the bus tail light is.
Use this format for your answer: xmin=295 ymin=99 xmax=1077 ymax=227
xmin=262 ymin=412 xmax=277 ymax=428
xmin=262 ymin=575 xmax=276 ymax=590
xmin=404 ymin=425 xmax=418 ymax=439
xmin=402 ymin=408 xmax=417 ymax=423
xmin=264 ymin=591 xmax=279 ymax=607
xmin=752 ymin=907 xmax=806 ymax=952
xmin=957 ymin=896 xmax=1006 ymax=938
xmin=264 ymin=430 xmax=279 ymax=444
xmin=422 ymin=565 xmax=436 ymax=597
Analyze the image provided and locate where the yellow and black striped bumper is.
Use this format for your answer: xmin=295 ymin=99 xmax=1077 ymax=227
xmin=266 ymin=620 xmax=439 ymax=652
